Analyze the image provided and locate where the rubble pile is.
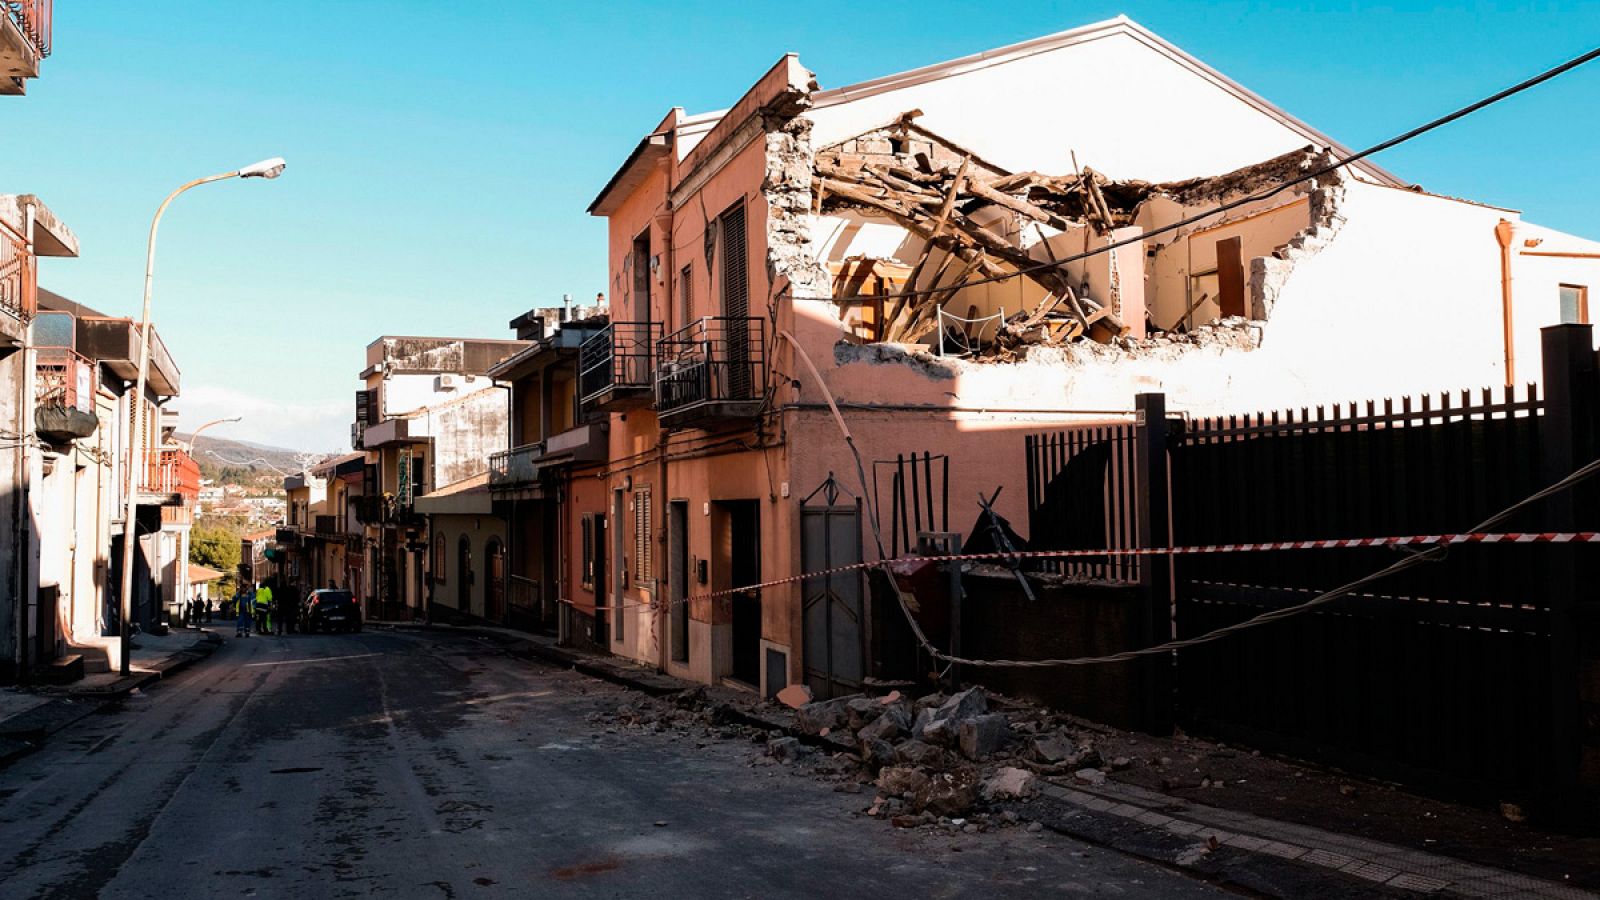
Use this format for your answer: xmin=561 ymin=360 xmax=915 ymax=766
xmin=588 ymin=682 xmax=1156 ymax=836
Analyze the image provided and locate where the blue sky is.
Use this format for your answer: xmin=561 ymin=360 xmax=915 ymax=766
xmin=11 ymin=1 xmax=1599 ymax=450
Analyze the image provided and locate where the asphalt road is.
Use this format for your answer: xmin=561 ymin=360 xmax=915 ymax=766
xmin=0 ymin=629 xmax=1226 ymax=899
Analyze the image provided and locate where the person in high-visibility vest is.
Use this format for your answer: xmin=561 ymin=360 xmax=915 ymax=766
xmin=235 ymin=584 xmax=255 ymax=638
xmin=254 ymin=583 xmax=273 ymax=635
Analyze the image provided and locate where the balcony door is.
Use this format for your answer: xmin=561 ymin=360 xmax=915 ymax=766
xmin=630 ymin=230 xmax=652 ymax=384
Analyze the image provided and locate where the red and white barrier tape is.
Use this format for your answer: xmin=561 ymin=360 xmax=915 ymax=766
xmin=561 ymin=530 xmax=1600 ymax=614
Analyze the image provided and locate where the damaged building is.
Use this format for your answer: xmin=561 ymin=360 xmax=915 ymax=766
xmin=579 ymin=15 xmax=1600 ymax=699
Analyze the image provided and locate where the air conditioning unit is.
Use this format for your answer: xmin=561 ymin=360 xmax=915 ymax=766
xmin=435 ymin=373 xmax=460 ymax=392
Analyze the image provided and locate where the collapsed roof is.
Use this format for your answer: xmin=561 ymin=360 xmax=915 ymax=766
xmin=815 ymin=113 xmax=1329 ymax=350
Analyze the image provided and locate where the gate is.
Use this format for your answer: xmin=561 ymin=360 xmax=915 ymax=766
xmin=801 ymin=475 xmax=866 ymax=699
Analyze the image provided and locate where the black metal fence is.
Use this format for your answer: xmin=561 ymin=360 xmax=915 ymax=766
xmin=1018 ymin=325 xmax=1600 ymax=801
xmin=872 ymin=451 xmax=949 ymax=558
xmin=1024 ymin=424 xmax=1142 ymax=583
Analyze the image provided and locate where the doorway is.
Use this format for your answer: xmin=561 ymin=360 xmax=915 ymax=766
xmin=485 ymin=539 xmax=504 ymax=623
xmin=457 ymin=536 xmax=472 ymax=613
xmin=611 ymin=489 xmax=626 ymax=646
xmin=590 ymin=514 xmax=607 ymax=645
xmin=669 ymin=500 xmax=689 ymax=664
xmin=721 ymin=500 xmax=761 ymax=687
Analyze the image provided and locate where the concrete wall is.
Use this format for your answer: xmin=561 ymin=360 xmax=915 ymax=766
xmin=428 ymin=512 xmax=505 ymax=619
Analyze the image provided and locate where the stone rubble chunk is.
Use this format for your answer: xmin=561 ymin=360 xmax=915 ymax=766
xmin=877 ymin=765 xmax=931 ymax=799
xmin=859 ymin=736 xmax=898 ymax=772
xmin=893 ymin=740 xmax=952 ymax=769
xmin=767 ymin=736 xmax=812 ymax=763
xmin=958 ymin=713 xmax=1012 ymax=760
xmin=1074 ymin=767 xmax=1107 ymax=785
xmin=916 ymin=768 xmax=980 ymax=817
xmin=981 ymin=766 xmax=1038 ymax=801
xmin=795 ymin=696 xmax=858 ymax=735
xmin=858 ymin=702 xmax=912 ymax=744
xmin=845 ymin=697 xmax=884 ymax=731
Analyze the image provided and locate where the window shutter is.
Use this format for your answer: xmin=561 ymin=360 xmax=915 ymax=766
xmin=634 ymin=487 xmax=653 ymax=584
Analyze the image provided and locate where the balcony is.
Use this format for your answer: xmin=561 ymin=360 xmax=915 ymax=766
xmin=0 ymin=0 xmax=50 ymax=95
xmin=0 ymin=218 xmax=32 ymax=345
xmin=362 ymin=416 xmax=422 ymax=449
xmin=33 ymin=345 xmax=97 ymax=442
xmin=77 ymin=316 xmax=180 ymax=397
xmin=654 ymin=317 xmax=767 ymax=429
xmin=140 ymin=448 xmax=200 ymax=507
xmin=579 ymin=321 xmax=660 ymax=411
xmin=314 ymin=514 xmax=340 ymax=537
xmin=275 ymin=527 xmax=300 ymax=546
xmin=353 ymin=494 xmax=386 ymax=526
xmin=489 ymin=442 xmax=543 ymax=488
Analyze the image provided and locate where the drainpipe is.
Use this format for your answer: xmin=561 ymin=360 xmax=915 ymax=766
xmin=14 ymin=203 xmax=36 ymax=682
xmin=654 ymin=195 xmax=674 ymax=676
xmin=1495 ymin=219 xmax=1516 ymax=386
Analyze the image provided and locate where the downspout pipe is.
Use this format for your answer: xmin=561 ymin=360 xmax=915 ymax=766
xmin=1495 ymin=219 xmax=1516 ymax=386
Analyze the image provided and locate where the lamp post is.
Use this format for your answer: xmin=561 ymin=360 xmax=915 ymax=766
xmin=182 ymin=415 xmax=242 ymax=454
xmin=119 ymin=158 xmax=285 ymax=675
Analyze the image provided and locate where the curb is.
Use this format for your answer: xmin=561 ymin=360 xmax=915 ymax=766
xmin=0 ymin=632 xmax=224 ymax=772
xmin=1025 ymin=786 xmax=1416 ymax=899
xmin=382 ymin=622 xmax=856 ymax=753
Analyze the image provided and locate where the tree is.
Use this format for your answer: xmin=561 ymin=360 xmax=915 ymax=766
xmin=190 ymin=522 xmax=242 ymax=598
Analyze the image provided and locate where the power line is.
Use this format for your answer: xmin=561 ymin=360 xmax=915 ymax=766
xmin=815 ymin=44 xmax=1600 ymax=306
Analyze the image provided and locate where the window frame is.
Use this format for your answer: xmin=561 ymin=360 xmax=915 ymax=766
xmin=433 ymin=533 xmax=447 ymax=584
xmin=1559 ymin=283 xmax=1590 ymax=325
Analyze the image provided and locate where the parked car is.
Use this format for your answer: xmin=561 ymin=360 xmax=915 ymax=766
xmin=302 ymin=589 xmax=362 ymax=633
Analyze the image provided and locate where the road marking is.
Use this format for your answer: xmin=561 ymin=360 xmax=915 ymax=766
xmin=243 ymin=653 xmax=380 ymax=668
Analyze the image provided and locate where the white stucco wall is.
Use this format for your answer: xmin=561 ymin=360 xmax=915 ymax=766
xmin=806 ymin=24 xmax=1357 ymax=184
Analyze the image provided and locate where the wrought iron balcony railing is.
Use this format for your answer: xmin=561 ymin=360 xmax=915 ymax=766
xmin=0 ymin=219 xmax=34 ymax=323
xmin=35 ymin=345 xmax=94 ymax=412
xmin=578 ymin=321 xmax=661 ymax=409
xmin=489 ymin=441 xmax=544 ymax=488
xmin=6 ymin=0 xmax=50 ymax=58
xmin=142 ymin=448 xmax=201 ymax=504
xmin=654 ymin=316 xmax=767 ymax=427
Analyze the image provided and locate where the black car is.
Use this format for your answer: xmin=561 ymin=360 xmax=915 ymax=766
xmin=302 ymin=589 xmax=362 ymax=633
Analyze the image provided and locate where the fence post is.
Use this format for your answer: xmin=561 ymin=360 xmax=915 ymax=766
xmin=1134 ymin=392 xmax=1174 ymax=733
xmin=1538 ymin=323 xmax=1597 ymax=808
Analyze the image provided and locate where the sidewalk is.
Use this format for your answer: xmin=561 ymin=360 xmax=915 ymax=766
xmin=1032 ymin=777 xmax=1593 ymax=899
xmin=380 ymin=619 xmax=1598 ymax=899
xmin=0 ymin=627 xmax=224 ymax=768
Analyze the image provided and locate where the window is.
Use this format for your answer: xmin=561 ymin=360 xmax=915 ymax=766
xmin=634 ymin=486 xmax=653 ymax=585
xmin=580 ymin=514 xmax=596 ymax=590
xmin=433 ymin=533 xmax=447 ymax=583
xmin=1560 ymin=284 xmax=1589 ymax=325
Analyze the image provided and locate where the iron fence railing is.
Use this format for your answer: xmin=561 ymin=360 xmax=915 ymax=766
xmin=5 ymin=0 xmax=50 ymax=58
xmin=579 ymin=321 xmax=660 ymax=407
xmin=34 ymin=345 xmax=94 ymax=412
xmin=489 ymin=442 xmax=543 ymax=487
xmin=654 ymin=316 xmax=766 ymax=416
xmin=143 ymin=448 xmax=201 ymax=501
xmin=0 ymin=219 xmax=34 ymax=322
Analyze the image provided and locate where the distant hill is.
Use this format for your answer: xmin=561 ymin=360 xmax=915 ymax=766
xmin=179 ymin=434 xmax=329 ymax=489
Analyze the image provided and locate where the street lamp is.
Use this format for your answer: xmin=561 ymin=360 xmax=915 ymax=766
xmin=183 ymin=415 xmax=242 ymax=454
xmin=118 ymin=158 xmax=286 ymax=675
